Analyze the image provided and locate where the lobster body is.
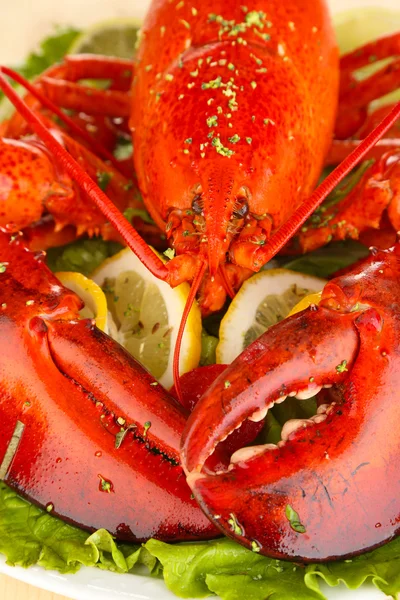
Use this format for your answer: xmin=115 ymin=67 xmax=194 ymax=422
xmin=131 ymin=0 xmax=339 ymax=290
xmin=0 ymin=230 xmax=216 ymax=542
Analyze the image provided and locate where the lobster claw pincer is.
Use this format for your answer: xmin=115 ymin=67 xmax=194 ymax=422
xmin=181 ymin=244 xmax=400 ymax=561
xmin=0 ymin=230 xmax=217 ymax=542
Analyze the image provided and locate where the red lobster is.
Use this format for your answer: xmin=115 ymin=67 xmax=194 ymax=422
xmin=0 ymin=0 xmax=400 ymax=561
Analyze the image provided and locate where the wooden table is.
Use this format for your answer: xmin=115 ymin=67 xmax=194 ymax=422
xmin=0 ymin=574 xmax=70 ymax=599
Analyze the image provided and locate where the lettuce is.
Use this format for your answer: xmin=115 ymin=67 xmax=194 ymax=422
xmin=46 ymin=238 xmax=122 ymax=276
xmin=2 ymin=482 xmax=400 ymax=599
xmin=284 ymin=241 xmax=368 ymax=279
xmin=15 ymin=28 xmax=81 ymax=80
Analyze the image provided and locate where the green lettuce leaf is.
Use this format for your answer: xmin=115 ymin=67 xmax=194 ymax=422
xmin=0 ymin=27 xmax=80 ymax=111
xmin=0 ymin=483 xmax=142 ymax=574
xmin=46 ymin=238 xmax=122 ymax=275
xmin=284 ymin=241 xmax=369 ymax=279
xmin=145 ymin=538 xmax=323 ymax=600
xmin=3 ymin=482 xmax=400 ymax=598
xmin=16 ymin=27 xmax=81 ymax=80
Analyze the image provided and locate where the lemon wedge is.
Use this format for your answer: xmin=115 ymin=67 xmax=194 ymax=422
xmin=56 ymin=271 xmax=108 ymax=333
xmin=217 ymin=269 xmax=326 ymax=364
xmin=91 ymin=248 xmax=202 ymax=388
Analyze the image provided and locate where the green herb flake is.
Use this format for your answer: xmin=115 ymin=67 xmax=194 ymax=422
xmin=143 ymin=421 xmax=152 ymax=438
xmin=228 ymin=513 xmax=243 ymax=536
xmin=245 ymin=10 xmax=266 ymax=28
xmin=184 ymin=138 xmax=193 ymax=144
xmin=191 ymin=7 xmax=198 ymax=16
xmin=285 ymin=504 xmax=306 ymax=533
xmin=336 ymin=360 xmax=348 ymax=373
xmin=251 ymin=81 xmax=257 ymax=90
xmin=180 ymin=19 xmax=191 ymax=29
xmin=190 ymin=68 xmax=199 ymax=77
xmin=228 ymin=134 xmax=240 ymax=144
xmin=207 ymin=115 xmax=218 ymax=127
xmin=228 ymin=62 xmax=235 ymax=71
xmin=150 ymin=382 xmax=159 ymax=387
xmin=165 ymin=73 xmax=174 ymax=81
xmin=212 ymin=137 xmax=234 ymax=157
xmin=98 ymin=475 xmax=113 ymax=493
xmin=0 ymin=263 xmax=7 ymax=274
xmin=164 ymin=248 xmax=175 ymax=260
xmin=224 ymin=380 xmax=231 ymax=389
xmin=246 ymin=137 xmax=253 ymax=144
xmin=145 ymin=64 xmax=153 ymax=72
xmin=251 ymin=540 xmax=261 ymax=552
xmin=26 ymin=300 xmax=35 ymax=306
xmin=96 ymin=171 xmax=113 ymax=192
xmin=202 ymin=76 xmax=222 ymax=89
xmin=115 ymin=424 xmax=137 ymax=449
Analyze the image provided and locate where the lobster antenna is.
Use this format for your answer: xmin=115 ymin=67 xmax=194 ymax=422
xmin=261 ymin=101 xmax=400 ymax=263
xmin=173 ymin=261 xmax=207 ymax=403
xmin=1 ymin=67 xmax=120 ymax=170
xmin=0 ymin=67 xmax=168 ymax=281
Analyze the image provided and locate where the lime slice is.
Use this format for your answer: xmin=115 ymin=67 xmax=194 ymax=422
xmin=69 ymin=18 xmax=141 ymax=58
xmin=217 ymin=269 xmax=326 ymax=365
xmin=56 ymin=271 xmax=108 ymax=333
xmin=91 ymin=248 xmax=202 ymax=388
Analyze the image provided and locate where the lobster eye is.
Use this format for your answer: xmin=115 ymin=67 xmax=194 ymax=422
xmin=233 ymin=197 xmax=249 ymax=219
xmin=192 ymin=194 xmax=203 ymax=214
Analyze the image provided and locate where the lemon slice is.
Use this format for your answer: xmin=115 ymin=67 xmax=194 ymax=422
xmin=288 ymin=292 xmax=323 ymax=317
xmin=69 ymin=18 xmax=142 ymax=58
xmin=56 ymin=271 xmax=108 ymax=333
xmin=91 ymin=248 xmax=202 ymax=388
xmin=217 ymin=269 xmax=326 ymax=364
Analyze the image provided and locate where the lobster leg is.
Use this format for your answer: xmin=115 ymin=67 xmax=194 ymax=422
xmin=293 ymin=150 xmax=400 ymax=254
xmin=30 ymin=56 xmax=132 ymax=118
xmin=182 ymin=244 xmax=400 ymax=561
xmin=336 ymin=32 xmax=400 ymax=139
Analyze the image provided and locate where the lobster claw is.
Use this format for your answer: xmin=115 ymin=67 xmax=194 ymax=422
xmin=181 ymin=244 xmax=400 ymax=561
xmin=0 ymin=230 xmax=217 ymax=542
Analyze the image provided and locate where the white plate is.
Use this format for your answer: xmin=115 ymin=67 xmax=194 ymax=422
xmin=0 ymin=0 xmax=398 ymax=598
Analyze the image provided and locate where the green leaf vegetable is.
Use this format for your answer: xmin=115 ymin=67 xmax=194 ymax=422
xmin=2 ymin=482 xmax=400 ymax=599
xmin=0 ymin=27 xmax=80 ymax=104
xmin=46 ymin=238 xmax=122 ymax=276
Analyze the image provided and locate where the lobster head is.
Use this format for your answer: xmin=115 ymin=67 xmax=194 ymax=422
xmin=181 ymin=243 xmax=400 ymax=561
xmin=131 ymin=2 xmax=338 ymax=286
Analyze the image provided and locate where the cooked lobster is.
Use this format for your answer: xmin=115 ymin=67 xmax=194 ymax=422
xmin=0 ymin=0 xmax=399 ymax=562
